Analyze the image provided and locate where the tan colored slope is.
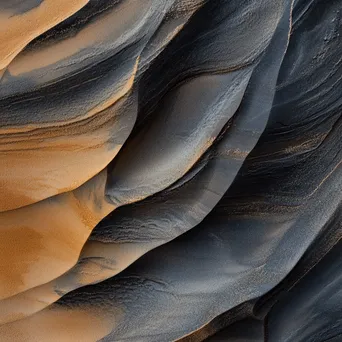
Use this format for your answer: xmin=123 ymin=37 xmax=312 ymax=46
xmin=0 ymin=59 xmax=138 ymax=212
xmin=0 ymin=0 xmax=89 ymax=70
xmin=7 ymin=0 xmax=149 ymax=78
xmin=0 ymin=306 xmax=115 ymax=342
xmin=0 ymin=241 xmax=153 ymax=324
xmin=0 ymin=169 xmax=115 ymax=300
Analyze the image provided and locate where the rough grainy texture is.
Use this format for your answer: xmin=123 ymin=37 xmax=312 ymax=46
xmin=0 ymin=0 xmax=341 ymax=341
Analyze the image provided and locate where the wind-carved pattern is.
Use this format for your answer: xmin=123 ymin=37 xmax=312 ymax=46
xmin=0 ymin=0 xmax=341 ymax=341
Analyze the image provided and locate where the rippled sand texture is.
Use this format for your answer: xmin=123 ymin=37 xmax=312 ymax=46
xmin=0 ymin=0 xmax=342 ymax=341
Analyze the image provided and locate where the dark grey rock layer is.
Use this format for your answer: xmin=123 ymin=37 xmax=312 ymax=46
xmin=0 ymin=0 xmax=341 ymax=341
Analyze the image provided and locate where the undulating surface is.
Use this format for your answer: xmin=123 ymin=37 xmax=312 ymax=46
xmin=0 ymin=0 xmax=341 ymax=341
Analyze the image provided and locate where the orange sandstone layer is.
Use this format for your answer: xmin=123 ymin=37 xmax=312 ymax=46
xmin=0 ymin=60 xmax=138 ymax=212
xmin=0 ymin=169 xmax=114 ymax=300
xmin=0 ymin=306 xmax=115 ymax=342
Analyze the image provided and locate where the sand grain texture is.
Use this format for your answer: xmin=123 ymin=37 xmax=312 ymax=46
xmin=0 ymin=0 xmax=342 ymax=341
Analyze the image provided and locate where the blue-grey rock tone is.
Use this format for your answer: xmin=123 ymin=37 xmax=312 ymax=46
xmin=0 ymin=0 xmax=341 ymax=341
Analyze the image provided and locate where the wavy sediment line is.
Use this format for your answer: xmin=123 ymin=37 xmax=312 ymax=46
xmin=0 ymin=0 xmax=292 ymax=324
xmin=3 ymin=150 xmax=340 ymax=341
xmin=0 ymin=169 xmax=115 ymax=300
xmin=0 ymin=0 xmax=89 ymax=70
xmin=0 ymin=0 xmax=173 ymax=101
xmin=0 ymin=63 xmax=138 ymax=212
xmin=0 ymin=112 xmax=252 ymax=324
xmin=0 ymin=58 xmax=138 ymax=134
xmin=0 ymin=306 xmax=115 ymax=342
xmin=106 ymin=69 xmax=252 ymax=206
xmin=0 ymin=0 xmax=342 ymax=340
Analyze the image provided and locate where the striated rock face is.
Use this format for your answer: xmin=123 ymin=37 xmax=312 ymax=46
xmin=0 ymin=0 xmax=341 ymax=341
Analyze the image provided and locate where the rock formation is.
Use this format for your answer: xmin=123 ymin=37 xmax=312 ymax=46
xmin=0 ymin=0 xmax=341 ymax=341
